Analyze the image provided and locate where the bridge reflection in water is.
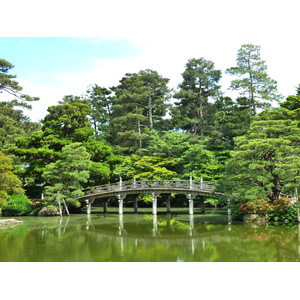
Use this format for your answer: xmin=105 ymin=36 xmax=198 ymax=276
xmin=79 ymin=179 xmax=217 ymax=215
xmin=84 ymin=213 xmax=233 ymax=259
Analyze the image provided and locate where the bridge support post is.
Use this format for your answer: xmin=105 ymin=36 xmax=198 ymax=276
xmin=166 ymin=194 xmax=171 ymax=213
xmin=103 ymin=201 xmax=108 ymax=213
xmin=117 ymin=193 xmax=125 ymax=215
xmin=151 ymin=192 xmax=160 ymax=215
xmin=86 ymin=198 xmax=95 ymax=215
xmin=186 ymin=194 xmax=196 ymax=215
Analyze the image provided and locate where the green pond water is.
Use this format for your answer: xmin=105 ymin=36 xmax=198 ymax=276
xmin=1 ymin=209 xmax=300 ymax=262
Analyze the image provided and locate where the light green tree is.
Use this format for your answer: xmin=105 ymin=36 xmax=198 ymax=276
xmin=128 ymin=156 xmax=177 ymax=180
xmin=42 ymin=143 xmax=91 ymax=213
xmin=0 ymin=152 xmax=24 ymax=209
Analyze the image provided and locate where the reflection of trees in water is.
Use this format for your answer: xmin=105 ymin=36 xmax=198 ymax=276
xmin=0 ymin=216 xmax=299 ymax=262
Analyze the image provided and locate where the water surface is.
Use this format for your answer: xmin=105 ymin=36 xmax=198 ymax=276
xmin=1 ymin=211 xmax=299 ymax=262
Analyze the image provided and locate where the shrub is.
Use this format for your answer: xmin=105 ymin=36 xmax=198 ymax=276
xmin=239 ymin=199 xmax=273 ymax=215
xmin=269 ymin=197 xmax=298 ymax=222
xmin=272 ymin=197 xmax=292 ymax=213
xmin=1 ymin=194 xmax=32 ymax=216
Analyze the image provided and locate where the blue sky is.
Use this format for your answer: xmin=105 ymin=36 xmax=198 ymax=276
xmin=0 ymin=37 xmax=141 ymax=85
xmin=1 ymin=0 xmax=300 ymax=123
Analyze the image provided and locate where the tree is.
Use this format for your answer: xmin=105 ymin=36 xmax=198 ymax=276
xmin=180 ymin=143 xmax=222 ymax=181
xmin=42 ymin=143 xmax=91 ymax=213
xmin=0 ymin=59 xmax=39 ymax=104
xmin=219 ymin=119 xmax=300 ymax=202
xmin=109 ymin=70 xmax=170 ymax=154
xmin=296 ymin=84 xmax=300 ymax=96
xmin=209 ymin=96 xmax=252 ymax=150
xmin=128 ymin=156 xmax=177 ymax=180
xmin=84 ymin=84 xmax=112 ymax=137
xmin=0 ymin=152 xmax=24 ymax=209
xmin=9 ymin=131 xmax=59 ymax=198
xmin=42 ymin=102 xmax=94 ymax=151
xmin=171 ymin=57 xmax=222 ymax=137
xmin=141 ymin=131 xmax=192 ymax=158
xmin=0 ymin=100 xmax=41 ymax=152
xmin=226 ymin=44 xmax=282 ymax=115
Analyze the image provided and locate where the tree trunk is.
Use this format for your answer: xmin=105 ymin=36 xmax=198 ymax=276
xmin=271 ymin=174 xmax=281 ymax=201
xmin=137 ymin=119 xmax=142 ymax=149
xmin=148 ymin=96 xmax=153 ymax=131
xmin=247 ymin=59 xmax=256 ymax=116
xmin=198 ymin=83 xmax=204 ymax=137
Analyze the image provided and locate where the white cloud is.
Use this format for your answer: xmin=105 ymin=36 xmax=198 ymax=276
xmin=4 ymin=0 xmax=300 ymax=121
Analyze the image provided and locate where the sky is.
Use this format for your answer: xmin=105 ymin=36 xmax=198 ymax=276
xmin=1 ymin=0 xmax=300 ymax=122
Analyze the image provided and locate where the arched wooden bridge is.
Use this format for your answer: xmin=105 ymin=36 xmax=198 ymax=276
xmin=79 ymin=179 xmax=217 ymax=215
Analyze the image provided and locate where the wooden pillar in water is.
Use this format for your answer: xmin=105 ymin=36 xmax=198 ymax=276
xmin=86 ymin=201 xmax=92 ymax=214
xmin=186 ymin=193 xmax=196 ymax=215
xmin=117 ymin=193 xmax=125 ymax=215
xmin=86 ymin=198 xmax=95 ymax=215
xmin=152 ymin=192 xmax=160 ymax=215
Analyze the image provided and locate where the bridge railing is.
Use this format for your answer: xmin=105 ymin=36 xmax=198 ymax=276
xmin=82 ymin=180 xmax=216 ymax=197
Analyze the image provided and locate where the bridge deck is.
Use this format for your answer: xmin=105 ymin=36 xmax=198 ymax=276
xmin=79 ymin=180 xmax=216 ymax=201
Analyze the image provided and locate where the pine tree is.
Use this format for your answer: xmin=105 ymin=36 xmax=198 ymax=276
xmin=171 ymin=57 xmax=222 ymax=137
xmin=226 ymin=44 xmax=282 ymax=115
xmin=109 ymin=70 xmax=170 ymax=154
xmin=0 ymin=59 xmax=39 ymax=103
xmin=219 ymin=119 xmax=300 ymax=202
xmin=42 ymin=143 xmax=91 ymax=211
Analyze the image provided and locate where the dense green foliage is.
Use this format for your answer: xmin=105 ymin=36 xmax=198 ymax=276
xmin=1 ymin=44 xmax=299 ymax=220
xmin=42 ymin=143 xmax=91 ymax=211
xmin=1 ymin=194 xmax=32 ymax=216
xmin=0 ymin=152 xmax=24 ymax=208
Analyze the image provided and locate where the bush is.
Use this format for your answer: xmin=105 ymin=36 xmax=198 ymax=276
xmin=268 ymin=197 xmax=298 ymax=222
xmin=239 ymin=197 xmax=299 ymax=222
xmin=1 ymin=194 xmax=32 ymax=216
xmin=239 ymin=199 xmax=273 ymax=215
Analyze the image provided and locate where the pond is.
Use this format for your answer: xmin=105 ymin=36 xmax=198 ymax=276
xmin=1 ymin=209 xmax=300 ymax=262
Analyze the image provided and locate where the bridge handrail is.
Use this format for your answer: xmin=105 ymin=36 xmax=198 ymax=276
xmin=83 ymin=180 xmax=216 ymax=197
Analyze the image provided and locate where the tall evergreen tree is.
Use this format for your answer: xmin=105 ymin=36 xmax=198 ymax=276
xmin=226 ymin=44 xmax=282 ymax=115
xmin=84 ymin=84 xmax=112 ymax=137
xmin=110 ymin=69 xmax=170 ymax=154
xmin=171 ymin=58 xmax=222 ymax=137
